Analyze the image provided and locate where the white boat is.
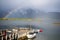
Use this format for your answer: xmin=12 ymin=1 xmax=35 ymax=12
xmin=27 ymin=32 xmax=36 ymax=39
xmin=32 ymin=29 xmax=40 ymax=33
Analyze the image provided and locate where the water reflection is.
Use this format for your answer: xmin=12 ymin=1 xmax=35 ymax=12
xmin=27 ymin=36 xmax=36 ymax=40
xmin=28 ymin=39 xmax=33 ymax=40
xmin=28 ymin=38 xmax=36 ymax=40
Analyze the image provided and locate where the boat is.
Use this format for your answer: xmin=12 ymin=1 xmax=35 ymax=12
xmin=27 ymin=32 xmax=36 ymax=39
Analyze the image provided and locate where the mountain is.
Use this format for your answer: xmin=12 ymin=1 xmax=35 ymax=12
xmin=46 ymin=12 xmax=60 ymax=19
xmin=5 ymin=8 xmax=45 ymax=18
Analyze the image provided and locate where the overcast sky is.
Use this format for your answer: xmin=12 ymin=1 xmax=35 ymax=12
xmin=0 ymin=0 xmax=60 ymax=18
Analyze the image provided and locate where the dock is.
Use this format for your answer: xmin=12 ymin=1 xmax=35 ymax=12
xmin=0 ymin=28 xmax=32 ymax=40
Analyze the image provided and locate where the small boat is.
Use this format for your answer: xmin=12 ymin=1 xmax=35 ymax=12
xmin=32 ymin=29 xmax=40 ymax=33
xmin=33 ymin=29 xmax=43 ymax=33
xmin=27 ymin=32 xmax=36 ymax=39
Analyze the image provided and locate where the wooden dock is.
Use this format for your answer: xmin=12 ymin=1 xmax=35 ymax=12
xmin=0 ymin=28 xmax=32 ymax=40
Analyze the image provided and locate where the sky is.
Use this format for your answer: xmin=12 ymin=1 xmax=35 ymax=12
xmin=0 ymin=0 xmax=60 ymax=18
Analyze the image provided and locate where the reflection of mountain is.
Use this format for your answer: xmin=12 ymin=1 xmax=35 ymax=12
xmin=5 ymin=8 xmax=45 ymax=18
xmin=0 ymin=25 xmax=13 ymax=30
xmin=0 ymin=25 xmax=40 ymax=30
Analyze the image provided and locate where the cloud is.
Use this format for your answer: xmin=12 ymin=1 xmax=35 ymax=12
xmin=1 ymin=0 xmax=60 ymax=12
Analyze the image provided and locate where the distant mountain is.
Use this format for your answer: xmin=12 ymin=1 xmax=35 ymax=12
xmin=46 ymin=12 xmax=60 ymax=19
xmin=5 ymin=8 xmax=45 ymax=18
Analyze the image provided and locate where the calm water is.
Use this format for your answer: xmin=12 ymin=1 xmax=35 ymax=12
xmin=28 ymin=32 xmax=60 ymax=40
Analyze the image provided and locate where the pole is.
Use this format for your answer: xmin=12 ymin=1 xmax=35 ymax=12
xmin=1 ymin=32 xmax=3 ymax=40
xmin=9 ymin=34 xmax=11 ymax=40
xmin=2 ymin=36 xmax=3 ymax=40
xmin=6 ymin=35 xmax=7 ymax=40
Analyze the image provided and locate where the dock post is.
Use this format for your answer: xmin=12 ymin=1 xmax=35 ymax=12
xmin=1 ymin=36 xmax=3 ymax=40
xmin=1 ymin=32 xmax=3 ymax=40
xmin=6 ymin=35 xmax=7 ymax=40
xmin=9 ymin=34 xmax=12 ymax=40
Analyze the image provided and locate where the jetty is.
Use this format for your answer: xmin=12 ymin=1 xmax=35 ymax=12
xmin=0 ymin=28 xmax=32 ymax=40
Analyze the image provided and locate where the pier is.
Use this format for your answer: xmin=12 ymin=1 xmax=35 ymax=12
xmin=0 ymin=28 xmax=33 ymax=40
